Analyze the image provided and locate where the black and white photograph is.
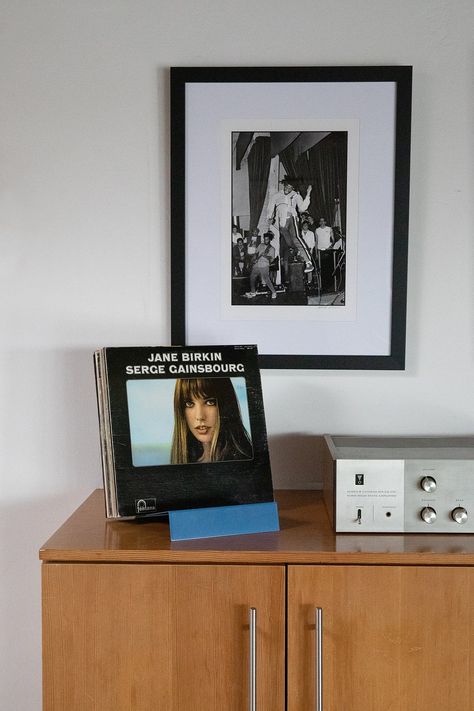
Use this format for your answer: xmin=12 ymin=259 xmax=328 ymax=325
xmin=171 ymin=66 xmax=411 ymax=368
xmin=231 ymin=130 xmax=347 ymax=306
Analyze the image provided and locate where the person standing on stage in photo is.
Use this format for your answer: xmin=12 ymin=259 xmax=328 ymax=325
xmin=245 ymin=231 xmax=277 ymax=300
xmin=315 ymin=217 xmax=334 ymax=291
xmin=232 ymin=237 xmax=247 ymax=276
xmin=315 ymin=217 xmax=333 ymax=250
xmin=232 ymin=224 xmax=244 ymax=244
xmin=266 ymin=177 xmax=314 ymax=280
xmin=246 ymin=228 xmax=260 ymax=271
xmin=301 ymin=220 xmax=316 ymax=284
xmin=300 ymin=212 xmax=318 ymax=233
xmin=301 ymin=220 xmax=316 ymax=253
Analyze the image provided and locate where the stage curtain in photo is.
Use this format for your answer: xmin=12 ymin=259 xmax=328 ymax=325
xmin=281 ymin=150 xmax=314 ymax=198
xmin=235 ymin=132 xmax=253 ymax=170
xmin=279 ymin=132 xmax=331 ymax=198
xmin=308 ymin=133 xmax=347 ymax=230
xmin=270 ymin=132 xmax=300 ymax=158
xmin=248 ymin=136 xmax=271 ymax=231
xmin=280 ymin=143 xmax=304 ymax=186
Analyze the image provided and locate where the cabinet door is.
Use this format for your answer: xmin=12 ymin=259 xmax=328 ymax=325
xmin=43 ymin=563 xmax=285 ymax=711
xmin=288 ymin=565 xmax=474 ymax=711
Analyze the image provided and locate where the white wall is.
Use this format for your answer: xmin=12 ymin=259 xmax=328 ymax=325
xmin=1 ymin=0 xmax=473 ymax=708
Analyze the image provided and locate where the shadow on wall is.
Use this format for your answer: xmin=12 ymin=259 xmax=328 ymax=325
xmin=268 ymin=433 xmax=326 ymax=489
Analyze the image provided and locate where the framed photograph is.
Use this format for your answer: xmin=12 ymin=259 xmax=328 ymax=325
xmin=170 ymin=66 xmax=412 ymax=370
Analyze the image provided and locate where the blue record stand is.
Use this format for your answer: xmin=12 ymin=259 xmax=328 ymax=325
xmin=168 ymin=501 xmax=280 ymax=541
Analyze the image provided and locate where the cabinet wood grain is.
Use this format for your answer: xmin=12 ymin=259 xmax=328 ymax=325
xmin=43 ymin=564 xmax=285 ymax=711
xmin=288 ymin=565 xmax=474 ymax=711
xmin=40 ymin=490 xmax=474 ymax=565
xmin=41 ymin=491 xmax=474 ymax=710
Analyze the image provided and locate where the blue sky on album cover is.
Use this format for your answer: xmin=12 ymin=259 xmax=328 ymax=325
xmin=126 ymin=377 xmax=251 ymax=467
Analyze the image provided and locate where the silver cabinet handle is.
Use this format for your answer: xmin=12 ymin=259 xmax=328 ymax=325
xmin=315 ymin=607 xmax=323 ymax=711
xmin=249 ymin=607 xmax=257 ymax=711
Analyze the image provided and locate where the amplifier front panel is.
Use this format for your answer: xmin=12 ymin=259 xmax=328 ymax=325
xmin=404 ymin=460 xmax=474 ymax=532
xmin=335 ymin=460 xmax=404 ymax=532
xmin=334 ymin=459 xmax=474 ymax=533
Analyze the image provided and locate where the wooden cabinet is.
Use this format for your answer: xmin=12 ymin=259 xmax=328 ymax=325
xmin=43 ymin=564 xmax=284 ymax=711
xmin=41 ymin=491 xmax=474 ymax=711
xmin=288 ymin=565 xmax=474 ymax=711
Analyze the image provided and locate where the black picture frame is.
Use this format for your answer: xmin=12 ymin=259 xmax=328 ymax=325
xmin=170 ymin=66 xmax=412 ymax=370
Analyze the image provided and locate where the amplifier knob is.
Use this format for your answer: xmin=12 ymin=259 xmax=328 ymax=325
xmin=451 ymin=507 xmax=468 ymax=525
xmin=420 ymin=506 xmax=437 ymax=524
xmin=420 ymin=476 xmax=437 ymax=493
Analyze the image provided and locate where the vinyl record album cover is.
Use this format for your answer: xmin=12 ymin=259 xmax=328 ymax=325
xmin=94 ymin=345 xmax=274 ymax=519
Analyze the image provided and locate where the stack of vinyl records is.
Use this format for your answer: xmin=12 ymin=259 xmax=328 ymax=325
xmin=94 ymin=344 xmax=274 ymax=520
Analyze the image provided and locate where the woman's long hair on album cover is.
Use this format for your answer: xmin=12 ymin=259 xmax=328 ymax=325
xmin=170 ymin=377 xmax=253 ymax=464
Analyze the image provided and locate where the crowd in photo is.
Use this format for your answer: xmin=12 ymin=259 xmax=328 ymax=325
xmin=231 ymin=176 xmax=345 ymax=302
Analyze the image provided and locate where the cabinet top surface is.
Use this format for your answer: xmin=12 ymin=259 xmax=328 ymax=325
xmin=39 ymin=490 xmax=474 ymax=565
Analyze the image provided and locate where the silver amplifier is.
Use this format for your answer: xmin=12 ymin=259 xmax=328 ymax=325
xmin=322 ymin=435 xmax=474 ymax=533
